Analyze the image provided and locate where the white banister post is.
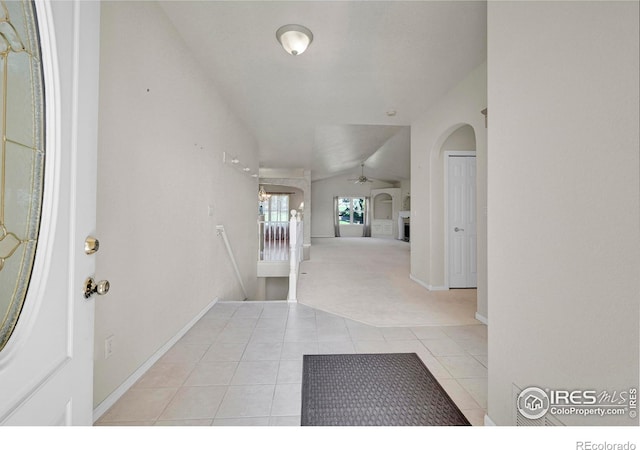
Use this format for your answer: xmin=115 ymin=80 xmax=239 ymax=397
xmin=288 ymin=209 xmax=298 ymax=302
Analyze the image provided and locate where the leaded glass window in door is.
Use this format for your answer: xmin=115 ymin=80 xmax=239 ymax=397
xmin=0 ymin=0 xmax=45 ymax=352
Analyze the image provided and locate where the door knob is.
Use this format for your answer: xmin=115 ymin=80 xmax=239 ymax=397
xmin=84 ymin=277 xmax=110 ymax=299
xmin=454 ymin=227 xmax=464 ymax=232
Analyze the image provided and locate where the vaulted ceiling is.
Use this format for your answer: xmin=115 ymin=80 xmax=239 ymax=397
xmin=159 ymin=1 xmax=487 ymax=182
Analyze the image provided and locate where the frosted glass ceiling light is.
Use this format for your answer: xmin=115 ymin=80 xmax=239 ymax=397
xmin=276 ymin=24 xmax=313 ymax=56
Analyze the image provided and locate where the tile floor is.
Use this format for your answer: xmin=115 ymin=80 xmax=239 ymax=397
xmin=96 ymin=301 xmax=487 ymax=426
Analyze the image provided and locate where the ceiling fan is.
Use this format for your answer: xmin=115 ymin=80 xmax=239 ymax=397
xmin=348 ymin=163 xmax=377 ymax=184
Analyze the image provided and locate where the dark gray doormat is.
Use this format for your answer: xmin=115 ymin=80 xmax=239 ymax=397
xmin=301 ymin=353 xmax=471 ymax=426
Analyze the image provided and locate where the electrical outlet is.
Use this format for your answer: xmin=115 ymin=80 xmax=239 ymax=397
xmin=208 ymin=205 xmax=214 ymax=217
xmin=104 ymin=335 xmax=114 ymax=359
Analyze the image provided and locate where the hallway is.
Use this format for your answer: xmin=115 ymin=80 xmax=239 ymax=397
xmin=95 ymin=301 xmax=487 ymax=426
xmin=96 ymin=237 xmax=486 ymax=426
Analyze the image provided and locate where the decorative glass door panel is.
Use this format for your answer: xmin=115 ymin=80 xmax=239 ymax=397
xmin=0 ymin=0 xmax=45 ymax=352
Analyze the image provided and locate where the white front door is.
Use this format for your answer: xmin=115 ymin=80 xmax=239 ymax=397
xmin=448 ymin=155 xmax=477 ymax=288
xmin=0 ymin=0 xmax=100 ymax=425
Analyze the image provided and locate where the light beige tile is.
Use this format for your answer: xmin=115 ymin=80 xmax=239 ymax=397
xmin=317 ymin=327 xmax=351 ymax=342
xmin=385 ymin=340 xmax=428 ymax=354
xmin=420 ymin=338 xmax=468 ymax=356
xmin=412 ymin=328 xmax=449 ymax=341
xmin=248 ymin=328 xmax=286 ymax=344
xmin=457 ymin=377 xmax=488 ymax=408
xmin=347 ymin=325 xmax=385 ymax=341
xmin=260 ymin=303 xmax=290 ymax=319
xmin=456 ymin=338 xmax=488 ymax=356
xmin=461 ymin=409 xmax=486 ymax=426
xmin=317 ymin=341 xmax=356 ymax=355
xmin=212 ymin=417 xmax=270 ymax=426
xmin=287 ymin=304 xmax=316 ymax=318
xmin=201 ymin=342 xmax=246 ymax=362
xmin=215 ymin=326 xmax=254 ymax=344
xmin=99 ymin=388 xmax=178 ymax=423
xmin=226 ymin=317 xmax=259 ymax=328
xmin=255 ymin=316 xmax=287 ymax=329
xmin=205 ymin=303 xmax=239 ymax=319
xmin=277 ymin=360 xmax=303 ymax=384
xmin=155 ymin=419 xmax=213 ymax=426
xmin=216 ymin=385 xmax=275 ymax=418
xmin=281 ymin=341 xmax=319 ymax=360
xmin=442 ymin=325 xmax=487 ymax=341
xmin=285 ymin=316 xmax=316 ymax=330
xmin=284 ymin=327 xmax=318 ymax=342
xmin=184 ymin=361 xmax=238 ymax=386
xmin=315 ymin=314 xmax=347 ymax=329
xmin=233 ymin=304 xmax=263 ymax=318
xmin=381 ymin=327 xmax=417 ymax=341
xmin=437 ymin=355 xmax=488 ymax=378
xmin=179 ymin=323 xmax=224 ymax=345
xmin=241 ymin=341 xmax=283 ymax=360
xmin=269 ymin=416 xmax=301 ymax=426
xmin=158 ymin=386 xmax=226 ymax=420
xmin=271 ymin=384 xmax=302 ymax=416
xmin=230 ymin=360 xmax=279 ymax=385
xmin=160 ymin=343 xmax=209 ymax=364
xmin=473 ymin=354 xmax=488 ymax=368
xmin=353 ymin=340 xmax=394 ymax=354
xmin=134 ymin=362 xmax=195 ymax=388
xmin=438 ymin=379 xmax=481 ymax=410
xmin=197 ymin=315 xmax=233 ymax=327
xmin=95 ymin=421 xmax=155 ymax=426
xmin=415 ymin=352 xmax=453 ymax=381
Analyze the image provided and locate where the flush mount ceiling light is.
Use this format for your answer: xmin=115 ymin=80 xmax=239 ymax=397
xmin=276 ymin=24 xmax=313 ymax=56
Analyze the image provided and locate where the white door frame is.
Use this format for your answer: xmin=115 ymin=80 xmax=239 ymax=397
xmin=444 ymin=151 xmax=476 ymax=289
xmin=0 ymin=0 xmax=100 ymax=425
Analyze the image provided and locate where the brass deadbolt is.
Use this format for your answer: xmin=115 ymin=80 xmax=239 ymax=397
xmin=84 ymin=236 xmax=100 ymax=255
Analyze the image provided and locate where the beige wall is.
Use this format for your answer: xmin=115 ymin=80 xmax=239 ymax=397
xmin=442 ymin=124 xmax=476 ymax=151
xmin=94 ymin=1 xmax=259 ymax=407
xmin=410 ymin=61 xmax=487 ymax=318
xmin=487 ymin=1 xmax=639 ymax=425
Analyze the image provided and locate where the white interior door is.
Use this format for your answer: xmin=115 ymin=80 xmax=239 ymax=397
xmin=0 ymin=0 xmax=100 ymax=425
xmin=448 ymin=155 xmax=477 ymax=288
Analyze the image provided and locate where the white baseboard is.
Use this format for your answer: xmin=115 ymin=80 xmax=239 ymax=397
xmin=409 ymin=274 xmax=448 ymax=291
xmin=428 ymin=285 xmax=449 ymax=291
xmin=475 ymin=312 xmax=488 ymax=325
xmin=484 ymin=414 xmax=497 ymax=426
xmin=92 ymin=297 xmax=219 ymax=423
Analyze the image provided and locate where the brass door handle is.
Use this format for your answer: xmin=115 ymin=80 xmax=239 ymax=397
xmin=84 ymin=277 xmax=110 ymax=299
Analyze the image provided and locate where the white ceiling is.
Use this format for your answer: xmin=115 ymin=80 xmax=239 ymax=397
xmin=159 ymin=1 xmax=487 ymax=182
